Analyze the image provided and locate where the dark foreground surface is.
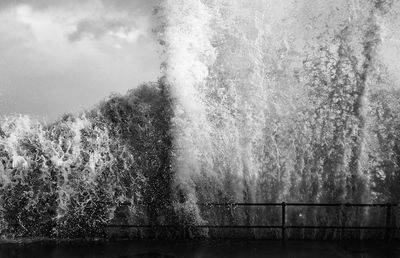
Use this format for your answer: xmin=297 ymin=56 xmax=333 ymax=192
xmin=0 ymin=239 xmax=399 ymax=258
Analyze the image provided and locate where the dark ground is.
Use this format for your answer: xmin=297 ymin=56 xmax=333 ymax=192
xmin=0 ymin=239 xmax=399 ymax=258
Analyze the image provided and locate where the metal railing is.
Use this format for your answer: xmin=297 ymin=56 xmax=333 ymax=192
xmin=105 ymin=202 xmax=399 ymax=240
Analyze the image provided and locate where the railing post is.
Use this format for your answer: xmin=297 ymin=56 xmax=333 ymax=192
xmin=281 ymin=202 xmax=286 ymax=241
xmin=385 ymin=203 xmax=392 ymax=241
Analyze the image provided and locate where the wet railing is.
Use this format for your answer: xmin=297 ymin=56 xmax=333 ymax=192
xmin=105 ymin=202 xmax=399 ymax=240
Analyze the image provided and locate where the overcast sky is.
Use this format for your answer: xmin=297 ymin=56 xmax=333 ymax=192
xmin=0 ymin=0 xmax=160 ymax=121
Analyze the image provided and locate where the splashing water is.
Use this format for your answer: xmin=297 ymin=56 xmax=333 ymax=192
xmin=155 ymin=0 xmax=400 ymax=238
xmin=0 ymin=0 xmax=399 ymax=239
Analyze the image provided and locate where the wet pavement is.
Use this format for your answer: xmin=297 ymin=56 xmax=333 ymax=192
xmin=0 ymin=239 xmax=399 ymax=258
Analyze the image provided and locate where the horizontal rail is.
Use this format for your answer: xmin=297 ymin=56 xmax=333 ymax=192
xmin=105 ymin=224 xmax=400 ymax=230
xmin=197 ymin=203 xmax=283 ymax=206
xmin=197 ymin=203 xmax=398 ymax=207
xmin=120 ymin=202 xmax=398 ymax=207
xmin=286 ymin=203 xmax=397 ymax=207
xmin=105 ymin=225 xmax=282 ymax=229
xmin=105 ymin=202 xmax=399 ymax=240
xmin=286 ymin=226 xmax=398 ymax=230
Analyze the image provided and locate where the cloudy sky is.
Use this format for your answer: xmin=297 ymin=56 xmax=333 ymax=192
xmin=0 ymin=0 xmax=160 ymax=121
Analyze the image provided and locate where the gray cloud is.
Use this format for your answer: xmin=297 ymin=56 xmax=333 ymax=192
xmin=68 ymin=18 xmax=135 ymax=42
xmin=0 ymin=0 xmax=158 ymax=42
xmin=0 ymin=0 xmax=161 ymax=121
xmin=0 ymin=0 xmax=157 ymax=12
xmin=5 ymin=0 xmax=158 ymax=43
